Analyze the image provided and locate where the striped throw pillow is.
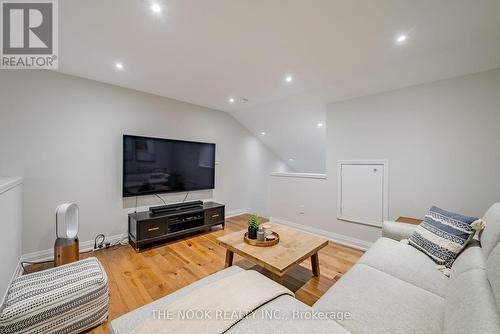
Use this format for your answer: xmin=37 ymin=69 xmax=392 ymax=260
xmin=408 ymin=206 xmax=483 ymax=267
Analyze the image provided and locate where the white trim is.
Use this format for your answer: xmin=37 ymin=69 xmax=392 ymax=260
xmin=0 ymin=260 xmax=23 ymax=308
xmin=12 ymin=261 xmax=24 ymax=280
xmin=0 ymin=177 xmax=23 ymax=195
xmin=336 ymin=160 xmax=389 ymax=227
xmin=20 ymin=249 xmax=53 ymax=264
xmin=270 ymin=217 xmax=373 ymax=251
xmin=226 ymin=208 xmax=248 ymax=217
xmin=20 ymin=233 xmax=129 ymax=263
xmin=338 ymin=217 xmax=384 ymax=228
xmin=270 ymin=172 xmax=327 ymax=179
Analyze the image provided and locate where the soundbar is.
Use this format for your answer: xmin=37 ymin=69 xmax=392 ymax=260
xmin=149 ymin=200 xmax=204 ymax=215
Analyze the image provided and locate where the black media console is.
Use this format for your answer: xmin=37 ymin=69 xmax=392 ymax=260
xmin=128 ymin=201 xmax=225 ymax=251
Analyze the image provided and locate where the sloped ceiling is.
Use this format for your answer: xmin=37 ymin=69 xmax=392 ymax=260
xmin=57 ymin=0 xmax=500 ymax=172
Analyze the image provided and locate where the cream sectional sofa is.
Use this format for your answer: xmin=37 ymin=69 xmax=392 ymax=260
xmin=110 ymin=203 xmax=500 ymax=334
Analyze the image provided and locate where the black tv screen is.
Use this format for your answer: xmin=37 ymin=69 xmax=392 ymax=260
xmin=123 ymin=135 xmax=215 ymax=197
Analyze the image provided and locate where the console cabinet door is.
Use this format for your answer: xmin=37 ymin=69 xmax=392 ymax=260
xmin=205 ymin=207 xmax=224 ymax=224
xmin=138 ymin=219 xmax=166 ymax=240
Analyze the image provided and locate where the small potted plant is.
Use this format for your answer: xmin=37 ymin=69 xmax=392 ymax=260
xmin=247 ymin=214 xmax=261 ymax=240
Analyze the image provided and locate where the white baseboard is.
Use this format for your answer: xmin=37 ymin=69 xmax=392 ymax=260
xmin=12 ymin=261 xmax=23 ymax=279
xmin=226 ymin=208 xmax=248 ymax=217
xmin=1 ymin=260 xmax=23 ymax=307
xmin=19 ymin=249 xmax=53 ymax=264
xmin=19 ymin=208 xmax=249 ymax=263
xmin=270 ymin=217 xmax=373 ymax=251
xmin=20 ymin=233 xmax=129 ymax=263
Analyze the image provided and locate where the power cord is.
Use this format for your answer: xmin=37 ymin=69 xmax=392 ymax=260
xmin=94 ymin=234 xmax=105 ymax=250
xmin=155 ymin=194 xmax=167 ymax=205
xmin=155 ymin=192 xmax=190 ymax=205
xmin=109 ymin=236 xmax=130 ymax=248
xmin=95 ymin=234 xmax=129 ymax=250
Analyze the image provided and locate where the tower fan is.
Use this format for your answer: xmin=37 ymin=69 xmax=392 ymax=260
xmin=54 ymin=203 xmax=80 ymax=267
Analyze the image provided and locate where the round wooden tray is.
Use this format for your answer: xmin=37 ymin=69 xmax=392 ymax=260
xmin=244 ymin=232 xmax=280 ymax=247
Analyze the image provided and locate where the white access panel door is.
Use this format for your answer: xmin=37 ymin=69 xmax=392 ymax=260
xmin=338 ymin=162 xmax=388 ymax=227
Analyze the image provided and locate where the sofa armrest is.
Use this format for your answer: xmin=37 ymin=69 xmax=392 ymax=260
xmin=382 ymin=221 xmax=419 ymax=241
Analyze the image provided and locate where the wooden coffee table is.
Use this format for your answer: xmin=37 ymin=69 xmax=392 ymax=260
xmin=216 ymin=224 xmax=328 ymax=284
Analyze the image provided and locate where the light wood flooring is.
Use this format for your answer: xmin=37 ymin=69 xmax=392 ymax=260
xmin=25 ymin=214 xmax=364 ymax=333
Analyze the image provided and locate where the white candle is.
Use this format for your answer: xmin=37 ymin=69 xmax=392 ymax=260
xmin=262 ymin=224 xmax=272 ymax=237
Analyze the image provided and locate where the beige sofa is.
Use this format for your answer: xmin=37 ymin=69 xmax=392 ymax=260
xmin=110 ymin=203 xmax=500 ymax=334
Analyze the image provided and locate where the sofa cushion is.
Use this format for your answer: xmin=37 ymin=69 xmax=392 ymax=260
xmin=449 ymin=239 xmax=486 ymax=280
xmin=111 ymin=266 xmax=349 ymax=334
xmin=228 ymin=295 xmax=350 ymax=334
xmin=486 ymin=243 xmax=500 ymax=312
xmin=480 ymin=202 xmax=500 ymax=257
xmin=313 ymin=263 xmax=445 ymax=334
xmin=409 ymin=206 xmax=479 ymax=267
xmin=110 ymin=265 xmax=244 ymax=334
xmin=444 ymin=268 xmax=500 ymax=334
xmin=381 ymin=221 xmax=418 ymax=241
xmin=358 ymin=237 xmax=448 ymax=297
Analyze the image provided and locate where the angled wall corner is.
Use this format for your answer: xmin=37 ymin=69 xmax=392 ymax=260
xmin=229 ymin=92 xmax=327 ymax=174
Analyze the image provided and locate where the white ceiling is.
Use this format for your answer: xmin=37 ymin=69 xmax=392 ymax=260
xmin=58 ymin=0 xmax=500 ymax=172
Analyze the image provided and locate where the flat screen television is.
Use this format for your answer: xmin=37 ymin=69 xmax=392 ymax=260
xmin=123 ymin=135 xmax=215 ymax=197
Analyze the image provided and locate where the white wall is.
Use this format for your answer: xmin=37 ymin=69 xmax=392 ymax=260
xmin=0 ymin=70 xmax=288 ymax=254
xmin=270 ymin=69 xmax=500 ymax=247
xmin=232 ymin=91 xmax=327 ymax=173
xmin=0 ymin=178 xmax=22 ymax=304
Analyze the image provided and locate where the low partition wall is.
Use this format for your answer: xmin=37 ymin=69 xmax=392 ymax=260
xmin=268 ymin=172 xmax=379 ymax=251
xmin=0 ymin=177 xmax=23 ymax=306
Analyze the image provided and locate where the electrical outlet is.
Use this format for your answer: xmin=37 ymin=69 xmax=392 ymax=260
xmin=299 ymin=205 xmax=305 ymax=214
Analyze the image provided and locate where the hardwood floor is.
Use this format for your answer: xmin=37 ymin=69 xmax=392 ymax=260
xmin=25 ymin=214 xmax=364 ymax=333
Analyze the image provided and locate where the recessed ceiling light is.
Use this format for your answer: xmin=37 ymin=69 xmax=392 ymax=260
xmin=317 ymin=122 xmax=324 ymax=127
xmin=285 ymin=75 xmax=293 ymax=83
xmin=151 ymin=3 xmax=162 ymax=13
xmin=288 ymin=158 xmax=294 ymax=162
xmin=260 ymin=131 xmax=266 ymax=136
xmin=396 ymin=34 xmax=407 ymax=43
xmin=228 ymin=97 xmax=235 ymax=103
xmin=115 ymin=63 xmax=124 ymax=70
